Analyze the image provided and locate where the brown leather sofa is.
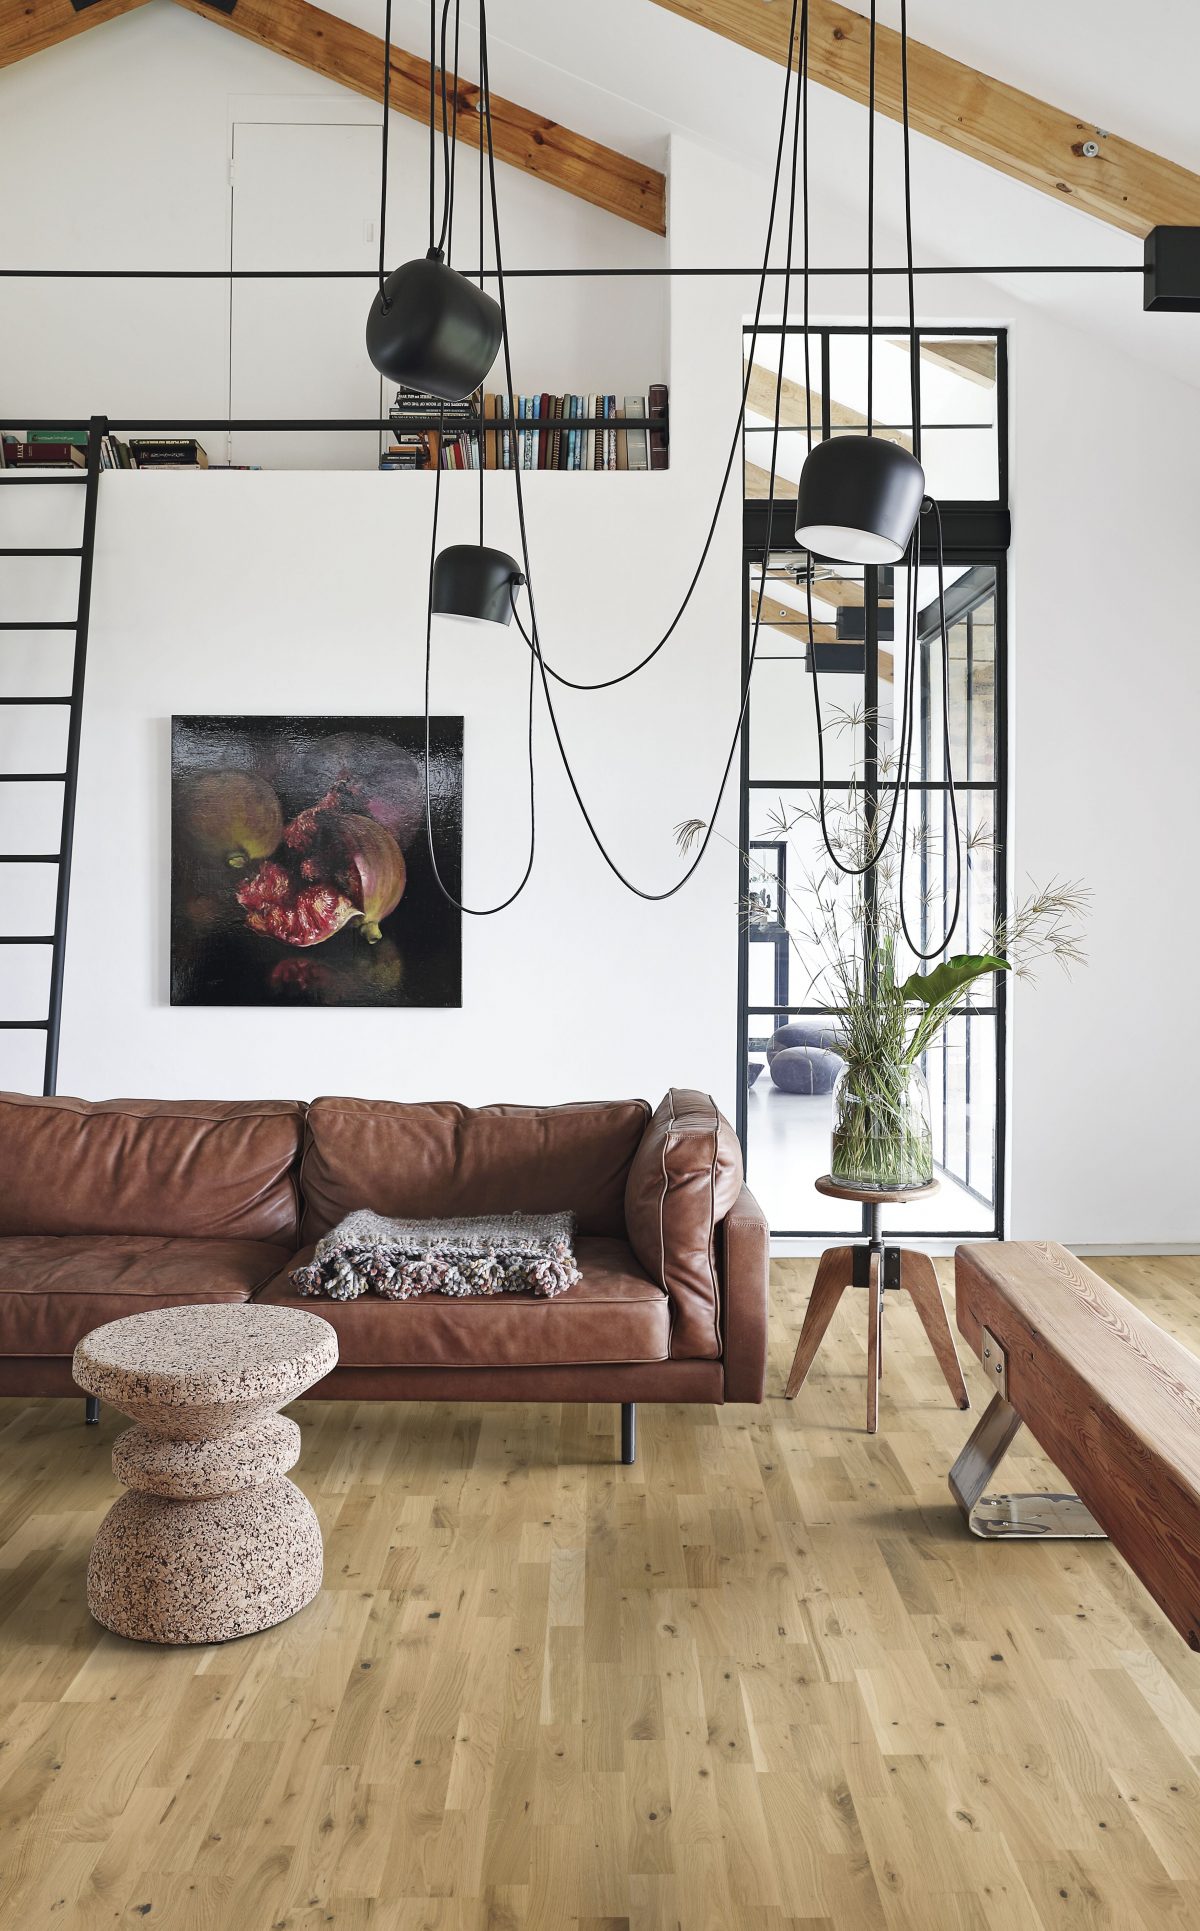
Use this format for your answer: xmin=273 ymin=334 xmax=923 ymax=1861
xmin=0 ymin=1087 xmax=769 ymax=1460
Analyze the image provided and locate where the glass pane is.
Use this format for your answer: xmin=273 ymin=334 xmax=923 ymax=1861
xmin=892 ymin=564 xmax=997 ymax=786
xmin=745 ymin=328 xmax=1001 ymax=505
xmin=748 ymin=556 xmax=872 ymax=782
xmin=745 ymin=1021 xmax=860 ymax=1234
xmin=745 ymin=1008 xmax=997 ymax=1235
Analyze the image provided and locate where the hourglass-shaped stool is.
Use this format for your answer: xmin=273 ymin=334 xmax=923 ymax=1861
xmin=784 ymin=1176 xmax=970 ymax=1434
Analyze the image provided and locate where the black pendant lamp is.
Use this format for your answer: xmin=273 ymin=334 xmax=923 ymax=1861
xmin=365 ymin=247 xmax=502 ymax=402
xmin=794 ymin=0 xmax=924 ymax=566
xmin=432 ymin=544 xmax=524 ymax=626
xmin=795 ymin=434 xmax=925 ymax=566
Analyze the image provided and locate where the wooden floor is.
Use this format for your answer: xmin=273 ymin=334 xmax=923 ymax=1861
xmin=3 ymin=1257 xmax=1200 ymax=1929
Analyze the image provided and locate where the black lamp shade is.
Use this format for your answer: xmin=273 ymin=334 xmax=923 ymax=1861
xmin=432 ymin=545 xmax=523 ymax=627
xmin=794 ymin=435 xmax=925 ymax=567
xmin=366 ymin=251 xmax=502 ymax=401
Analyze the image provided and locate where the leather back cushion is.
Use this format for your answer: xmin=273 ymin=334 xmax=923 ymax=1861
xmin=624 ymin=1089 xmax=744 ymax=1360
xmin=0 ymin=1092 xmax=303 ymax=1244
xmin=300 ymin=1097 xmax=651 ymax=1243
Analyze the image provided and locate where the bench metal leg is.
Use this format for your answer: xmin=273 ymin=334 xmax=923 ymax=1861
xmin=949 ymin=1393 xmax=1106 ymax=1539
xmin=620 ymin=1402 xmax=636 ymax=1465
xmin=84 ymin=1396 xmax=100 ymax=1426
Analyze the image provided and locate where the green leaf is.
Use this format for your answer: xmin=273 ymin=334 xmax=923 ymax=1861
xmin=899 ymin=954 xmax=1010 ymax=1007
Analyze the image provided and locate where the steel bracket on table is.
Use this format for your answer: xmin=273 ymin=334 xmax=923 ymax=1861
xmin=949 ymin=1392 xmax=1107 ymax=1540
xmin=852 ymin=1244 xmax=902 ymax=1290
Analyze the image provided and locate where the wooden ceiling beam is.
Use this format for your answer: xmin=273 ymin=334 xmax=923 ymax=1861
xmin=168 ymin=0 xmax=665 ymax=232
xmin=0 ymin=0 xmax=153 ymax=72
xmin=648 ymin=0 xmax=1200 ymax=237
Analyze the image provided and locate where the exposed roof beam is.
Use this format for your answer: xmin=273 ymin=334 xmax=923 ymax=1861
xmin=648 ymin=0 xmax=1200 ymax=237
xmin=0 ymin=0 xmax=152 ymax=71
xmin=163 ymin=0 xmax=666 ymax=234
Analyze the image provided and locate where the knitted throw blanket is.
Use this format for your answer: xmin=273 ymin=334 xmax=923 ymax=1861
xmin=291 ymin=1209 xmax=581 ymax=1303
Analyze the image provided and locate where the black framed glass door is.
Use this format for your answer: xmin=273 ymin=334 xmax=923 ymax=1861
xmin=738 ymin=326 xmax=1009 ymax=1240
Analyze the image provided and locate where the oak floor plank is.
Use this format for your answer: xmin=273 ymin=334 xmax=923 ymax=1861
xmin=1 ymin=1256 xmax=1200 ymax=1926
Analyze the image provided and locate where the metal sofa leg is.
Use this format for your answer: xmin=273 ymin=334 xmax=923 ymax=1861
xmin=84 ymin=1397 xmax=100 ymax=1426
xmin=620 ymin=1402 xmax=636 ymax=1465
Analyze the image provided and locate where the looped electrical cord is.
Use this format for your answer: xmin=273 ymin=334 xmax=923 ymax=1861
xmin=896 ymin=497 xmax=962 ymax=958
xmin=806 ymin=517 xmax=919 ymax=880
xmin=493 ymin=0 xmax=810 ymax=695
xmin=469 ymin=0 xmax=806 ymax=902
xmin=419 ymin=0 xmax=803 ymax=910
xmin=376 ymin=0 xmax=394 ymax=309
xmin=422 ymin=402 xmax=538 ymax=917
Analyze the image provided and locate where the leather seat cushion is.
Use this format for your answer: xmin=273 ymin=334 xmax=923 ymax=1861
xmin=0 ymin=1235 xmax=293 ymax=1358
xmin=254 ymin=1235 xmax=670 ymax=1369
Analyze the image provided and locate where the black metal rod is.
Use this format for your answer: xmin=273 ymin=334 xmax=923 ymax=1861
xmin=6 ymin=417 xmax=657 ymax=433
xmin=620 ymin=1402 xmax=637 ymax=1466
xmin=0 ymin=263 xmax=1141 ymax=279
xmin=43 ymin=415 xmax=105 ymax=1098
xmin=84 ymin=1396 xmax=100 ymax=1425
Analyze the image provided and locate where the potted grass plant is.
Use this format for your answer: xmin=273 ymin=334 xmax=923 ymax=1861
xmin=678 ymin=704 xmax=1087 ymax=1194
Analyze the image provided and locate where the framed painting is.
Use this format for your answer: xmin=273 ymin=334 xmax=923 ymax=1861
xmin=171 ymin=715 xmax=463 ymax=1007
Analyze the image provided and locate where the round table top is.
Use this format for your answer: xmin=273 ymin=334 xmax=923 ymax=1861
xmin=815 ymin=1173 xmax=941 ymax=1206
xmin=73 ymin=1303 xmax=339 ymax=1414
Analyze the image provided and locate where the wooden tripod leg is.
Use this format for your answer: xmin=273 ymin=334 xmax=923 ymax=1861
xmin=866 ymin=1249 xmax=881 ymax=1434
xmin=902 ymin=1250 xmax=970 ymax=1411
xmin=785 ymin=1246 xmax=855 ymax=1399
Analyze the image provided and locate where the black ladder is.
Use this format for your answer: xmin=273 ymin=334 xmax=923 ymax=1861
xmin=1 ymin=414 xmax=105 ymax=1096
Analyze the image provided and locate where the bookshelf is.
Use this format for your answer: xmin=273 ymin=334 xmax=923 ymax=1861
xmin=1 ymin=390 xmax=670 ymax=476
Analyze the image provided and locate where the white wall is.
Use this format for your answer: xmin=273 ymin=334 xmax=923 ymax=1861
xmin=0 ymin=6 xmax=667 ymax=425
xmin=2 ymin=12 xmax=1199 ymax=1246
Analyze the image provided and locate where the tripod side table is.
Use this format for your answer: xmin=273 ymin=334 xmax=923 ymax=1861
xmin=784 ymin=1174 xmax=970 ymax=1434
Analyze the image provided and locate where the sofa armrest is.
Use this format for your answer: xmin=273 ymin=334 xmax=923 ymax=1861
xmin=720 ymin=1184 xmax=770 ymax=1402
xmin=624 ymin=1089 xmax=743 ymax=1360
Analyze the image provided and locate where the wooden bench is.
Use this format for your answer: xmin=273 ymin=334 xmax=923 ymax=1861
xmin=951 ymin=1241 xmax=1200 ymax=1650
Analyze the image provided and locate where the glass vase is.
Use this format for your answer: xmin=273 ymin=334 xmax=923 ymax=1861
xmin=830 ymin=1060 xmax=933 ymax=1191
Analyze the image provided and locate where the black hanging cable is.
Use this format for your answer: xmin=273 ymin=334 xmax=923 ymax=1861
xmin=444 ymin=0 xmax=463 ymax=261
xmin=900 ymin=0 xmax=920 ymax=468
xmin=802 ymin=0 xmax=910 ymax=882
xmin=428 ymin=0 xmax=437 ymax=251
xmin=500 ymin=0 xmax=812 ymax=695
xmin=422 ymin=400 xmax=538 ymax=916
xmin=801 ymin=0 xmax=812 ymax=460
xmin=434 ymin=0 xmax=460 ymax=258
xmin=478 ymin=0 xmax=803 ymax=903
xmin=478 ymin=0 xmax=486 ymax=546
xmin=866 ymin=0 xmax=876 ymax=436
xmin=806 ymin=520 xmax=918 ymax=878
xmin=377 ymin=0 xmax=394 ymax=310
xmin=891 ymin=0 xmax=960 ymax=959
xmin=896 ymin=498 xmax=962 ymax=957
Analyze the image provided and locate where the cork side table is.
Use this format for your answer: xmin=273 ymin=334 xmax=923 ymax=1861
xmin=74 ymin=1302 xmax=338 ymax=1645
xmin=784 ymin=1175 xmax=969 ymax=1434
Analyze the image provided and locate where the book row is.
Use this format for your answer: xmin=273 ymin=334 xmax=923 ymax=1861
xmin=383 ymin=387 xmax=668 ymax=472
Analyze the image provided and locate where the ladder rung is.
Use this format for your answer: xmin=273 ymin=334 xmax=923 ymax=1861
xmin=0 ymin=696 xmax=73 ymax=705
xmin=0 ymin=934 xmax=54 ymax=943
xmin=0 ymin=772 xmax=66 ymax=782
xmin=0 ymin=548 xmax=83 ymax=558
xmin=0 ymin=853 xmax=61 ymax=863
xmin=0 ymin=621 xmax=77 ymax=631
xmin=0 ymin=1019 xmax=49 ymax=1030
